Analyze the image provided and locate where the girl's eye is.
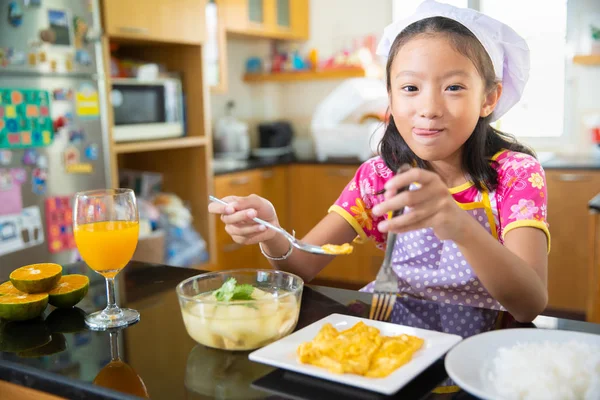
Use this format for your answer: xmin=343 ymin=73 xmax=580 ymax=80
xmin=402 ymin=85 xmax=418 ymax=92
xmin=446 ymin=85 xmax=463 ymax=92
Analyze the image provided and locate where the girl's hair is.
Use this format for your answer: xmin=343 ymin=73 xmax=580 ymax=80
xmin=379 ymin=16 xmax=534 ymax=191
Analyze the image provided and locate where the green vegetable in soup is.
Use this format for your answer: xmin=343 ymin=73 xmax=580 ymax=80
xmin=214 ymin=278 xmax=254 ymax=302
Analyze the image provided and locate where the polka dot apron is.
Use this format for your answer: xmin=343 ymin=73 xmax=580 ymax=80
xmin=362 ymin=191 xmax=505 ymax=312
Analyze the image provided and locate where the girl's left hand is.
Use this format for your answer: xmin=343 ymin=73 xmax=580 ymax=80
xmin=371 ymin=168 xmax=469 ymax=241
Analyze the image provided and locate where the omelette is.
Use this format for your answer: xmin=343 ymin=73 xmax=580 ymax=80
xmin=297 ymin=322 xmax=424 ymax=378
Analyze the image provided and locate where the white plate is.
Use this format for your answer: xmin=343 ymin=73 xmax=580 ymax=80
xmin=248 ymin=313 xmax=463 ymax=395
xmin=445 ymin=328 xmax=600 ymax=400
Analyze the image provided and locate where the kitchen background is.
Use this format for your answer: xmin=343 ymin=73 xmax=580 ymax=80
xmin=1 ymin=0 xmax=600 ymax=325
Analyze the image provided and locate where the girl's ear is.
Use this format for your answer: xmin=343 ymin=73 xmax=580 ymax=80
xmin=480 ymin=83 xmax=502 ymax=118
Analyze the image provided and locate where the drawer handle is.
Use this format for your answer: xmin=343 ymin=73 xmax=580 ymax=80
xmin=230 ymin=176 xmax=250 ymax=185
xmin=327 ymin=169 xmax=355 ymax=178
xmin=118 ymin=26 xmax=150 ymax=34
xmin=222 ymin=243 xmax=243 ymax=252
xmin=262 ymin=170 xmax=274 ymax=179
xmin=557 ymin=174 xmax=590 ymax=182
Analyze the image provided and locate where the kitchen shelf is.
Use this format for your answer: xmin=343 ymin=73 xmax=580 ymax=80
xmin=113 ymin=136 xmax=208 ymax=154
xmin=243 ymin=67 xmax=368 ymax=83
xmin=573 ymin=54 xmax=600 ymax=65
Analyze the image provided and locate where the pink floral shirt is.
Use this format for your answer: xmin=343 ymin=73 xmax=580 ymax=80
xmin=329 ymin=150 xmax=550 ymax=250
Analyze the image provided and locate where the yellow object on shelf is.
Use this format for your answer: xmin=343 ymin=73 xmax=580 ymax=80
xmin=573 ymin=54 xmax=600 ymax=65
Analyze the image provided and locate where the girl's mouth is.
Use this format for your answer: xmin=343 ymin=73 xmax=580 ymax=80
xmin=412 ymin=128 xmax=444 ymax=136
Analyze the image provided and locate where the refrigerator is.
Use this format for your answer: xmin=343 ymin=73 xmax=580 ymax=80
xmin=0 ymin=0 xmax=111 ymax=280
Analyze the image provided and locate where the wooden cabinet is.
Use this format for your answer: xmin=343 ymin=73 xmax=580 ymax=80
xmin=222 ymin=0 xmax=309 ymax=40
xmin=213 ymin=167 xmax=290 ymax=270
xmin=288 ymin=165 xmax=383 ymax=287
xmin=546 ymin=170 xmax=600 ymax=313
xmin=102 ymin=0 xmax=205 ymax=44
xmin=588 ymin=208 xmax=600 ymax=322
xmin=213 ymin=170 xmax=263 ymax=270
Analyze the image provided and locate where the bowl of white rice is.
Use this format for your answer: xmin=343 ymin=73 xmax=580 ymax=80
xmin=445 ymin=328 xmax=600 ymax=400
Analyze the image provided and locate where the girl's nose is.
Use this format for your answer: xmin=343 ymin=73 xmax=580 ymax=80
xmin=419 ymin=92 xmax=443 ymax=119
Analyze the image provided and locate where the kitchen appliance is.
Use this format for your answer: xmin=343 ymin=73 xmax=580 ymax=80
xmin=0 ymin=0 xmax=111 ymax=279
xmin=111 ymin=77 xmax=185 ymax=142
xmin=258 ymin=121 xmax=294 ymax=149
xmin=213 ymin=100 xmax=250 ymax=160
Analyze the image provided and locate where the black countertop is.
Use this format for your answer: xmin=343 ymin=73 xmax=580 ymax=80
xmin=1 ymin=262 xmax=600 ymax=400
xmin=213 ymin=153 xmax=600 ymax=176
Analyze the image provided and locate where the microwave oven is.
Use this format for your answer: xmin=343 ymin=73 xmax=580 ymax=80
xmin=111 ymin=78 xmax=185 ymax=142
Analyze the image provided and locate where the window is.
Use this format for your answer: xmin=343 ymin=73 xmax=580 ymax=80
xmin=392 ymin=0 xmax=568 ymax=139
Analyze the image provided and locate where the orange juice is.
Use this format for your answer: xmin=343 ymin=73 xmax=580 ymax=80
xmin=93 ymin=360 xmax=149 ymax=398
xmin=74 ymin=221 xmax=139 ymax=278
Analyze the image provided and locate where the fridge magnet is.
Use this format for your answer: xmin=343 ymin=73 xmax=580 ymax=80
xmin=45 ymin=196 xmax=76 ymax=253
xmin=0 ymin=88 xmax=54 ymax=149
xmin=84 ymin=143 xmax=98 ymax=160
xmin=0 ymin=205 xmax=44 ymax=257
xmin=0 ymin=168 xmax=26 ymax=216
xmin=73 ymin=17 xmax=88 ymax=50
xmin=48 ymin=9 xmax=72 ymax=47
xmin=69 ymin=128 xmax=85 ymax=143
xmin=31 ymin=167 xmax=47 ymax=195
xmin=75 ymin=83 xmax=99 ymax=118
xmin=53 ymin=88 xmax=73 ymax=101
xmin=75 ymin=49 xmax=91 ymax=66
xmin=8 ymin=1 xmax=23 ymax=28
xmin=66 ymin=163 xmax=92 ymax=174
xmin=38 ymin=50 xmax=47 ymax=63
xmin=50 ymin=59 xmax=57 ymax=72
xmin=65 ymin=57 xmax=73 ymax=71
xmin=0 ymin=150 xmax=12 ymax=165
xmin=9 ymin=50 xmax=26 ymax=66
xmin=22 ymin=148 xmax=38 ymax=165
xmin=63 ymin=146 xmax=92 ymax=174
xmin=28 ymin=52 xmax=37 ymax=66
xmin=64 ymin=111 xmax=74 ymax=122
xmin=36 ymin=154 xmax=48 ymax=168
xmin=39 ymin=28 xmax=56 ymax=44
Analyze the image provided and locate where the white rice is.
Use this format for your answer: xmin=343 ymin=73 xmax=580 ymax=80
xmin=487 ymin=340 xmax=600 ymax=400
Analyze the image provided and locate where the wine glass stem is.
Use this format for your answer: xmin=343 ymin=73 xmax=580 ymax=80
xmin=104 ymin=277 xmax=120 ymax=315
xmin=109 ymin=331 xmax=120 ymax=361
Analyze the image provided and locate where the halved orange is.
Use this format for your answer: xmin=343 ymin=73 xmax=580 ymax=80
xmin=0 ymin=281 xmax=23 ymax=296
xmin=48 ymin=275 xmax=89 ymax=308
xmin=10 ymin=263 xmax=62 ymax=294
xmin=0 ymin=292 xmax=49 ymax=321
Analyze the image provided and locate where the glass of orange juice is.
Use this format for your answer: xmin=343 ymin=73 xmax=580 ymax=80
xmin=73 ymin=188 xmax=140 ymax=330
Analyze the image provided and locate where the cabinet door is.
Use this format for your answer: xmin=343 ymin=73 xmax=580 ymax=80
xmin=103 ymin=0 xmax=205 ymax=44
xmin=259 ymin=166 xmax=289 ymax=269
xmin=214 ymin=170 xmax=263 ymax=270
xmin=287 ymin=0 xmax=309 ymax=40
xmin=288 ymin=165 xmax=380 ymax=286
xmin=546 ymin=170 xmax=600 ymax=313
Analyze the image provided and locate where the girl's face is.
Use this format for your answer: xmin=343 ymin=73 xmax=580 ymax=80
xmin=389 ymin=34 xmax=498 ymax=162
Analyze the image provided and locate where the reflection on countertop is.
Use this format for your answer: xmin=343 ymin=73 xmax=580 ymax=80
xmin=212 ymin=151 xmax=600 ymax=176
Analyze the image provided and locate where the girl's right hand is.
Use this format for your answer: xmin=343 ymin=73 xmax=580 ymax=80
xmin=207 ymin=194 xmax=279 ymax=245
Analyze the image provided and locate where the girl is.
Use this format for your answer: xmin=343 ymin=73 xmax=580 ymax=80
xmin=209 ymin=1 xmax=550 ymax=323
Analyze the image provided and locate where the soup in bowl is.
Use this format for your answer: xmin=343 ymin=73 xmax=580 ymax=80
xmin=176 ymin=269 xmax=303 ymax=351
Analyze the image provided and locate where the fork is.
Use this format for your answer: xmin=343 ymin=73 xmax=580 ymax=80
xmin=369 ymin=165 xmax=411 ymax=321
xmin=209 ymin=195 xmax=330 ymax=255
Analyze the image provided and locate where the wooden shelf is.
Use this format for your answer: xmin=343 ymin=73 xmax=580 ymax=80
xmin=573 ymin=54 xmax=600 ymax=65
xmin=243 ymin=67 xmax=368 ymax=83
xmin=114 ymin=136 xmax=208 ymax=154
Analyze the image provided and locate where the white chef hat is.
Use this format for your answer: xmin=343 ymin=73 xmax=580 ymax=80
xmin=377 ymin=0 xmax=530 ymax=121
